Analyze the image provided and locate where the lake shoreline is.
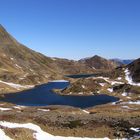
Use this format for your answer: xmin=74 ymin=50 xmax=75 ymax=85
xmin=0 ymin=81 xmax=119 ymax=108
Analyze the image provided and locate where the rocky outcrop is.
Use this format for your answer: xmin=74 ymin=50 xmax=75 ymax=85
xmin=128 ymin=58 xmax=140 ymax=83
xmin=62 ymin=78 xmax=101 ymax=95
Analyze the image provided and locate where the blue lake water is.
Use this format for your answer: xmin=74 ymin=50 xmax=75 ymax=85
xmin=0 ymin=81 xmax=119 ymax=108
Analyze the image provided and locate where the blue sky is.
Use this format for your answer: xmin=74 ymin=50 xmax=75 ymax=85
xmin=0 ymin=0 xmax=140 ymax=60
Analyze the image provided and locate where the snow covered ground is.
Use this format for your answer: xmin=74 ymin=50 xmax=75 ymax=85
xmin=82 ymin=85 xmax=85 ymax=88
xmin=99 ymin=83 xmax=106 ymax=87
xmin=130 ymin=128 xmax=140 ymax=133
xmin=93 ymin=76 xmax=124 ymax=86
xmin=107 ymin=88 xmax=113 ymax=93
xmin=112 ymin=99 xmax=123 ymax=105
xmin=125 ymin=69 xmax=140 ymax=86
xmin=0 ymin=107 xmax=12 ymax=111
xmin=127 ymin=101 xmax=140 ymax=105
xmin=122 ymin=92 xmax=128 ymax=97
xmin=121 ymin=106 xmax=131 ymax=109
xmin=110 ymin=81 xmax=124 ymax=85
xmin=121 ymin=92 xmax=132 ymax=97
xmin=38 ymin=109 xmax=50 ymax=112
xmin=50 ymin=80 xmax=69 ymax=83
xmin=117 ymin=77 xmax=122 ymax=80
xmin=121 ymin=100 xmax=140 ymax=105
xmin=12 ymin=106 xmax=26 ymax=110
xmin=0 ymin=121 xmax=112 ymax=140
xmin=0 ymin=80 xmax=34 ymax=90
xmin=0 ymin=129 xmax=12 ymax=140
xmin=82 ymin=110 xmax=90 ymax=114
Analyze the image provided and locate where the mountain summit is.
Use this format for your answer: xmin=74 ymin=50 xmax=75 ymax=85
xmin=79 ymin=55 xmax=117 ymax=70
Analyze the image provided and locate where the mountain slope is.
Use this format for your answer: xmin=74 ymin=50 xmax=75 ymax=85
xmin=128 ymin=58 xmax=140 ymax=83
xmin=0 ymin=25 xmax=95 ymax=89
xmin=111 ymin=59 xmax=134 ymax=66
xmin=0 ymin=25 xmax=60 ymax=85
xmin=79 ymin=55 xmax=117 ymax=70
xmin=54 ymin=58 xmax=96 ymax=75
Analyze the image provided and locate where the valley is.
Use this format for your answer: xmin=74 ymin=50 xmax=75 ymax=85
xmin=0 ymin=25 xmax=140 ymax=140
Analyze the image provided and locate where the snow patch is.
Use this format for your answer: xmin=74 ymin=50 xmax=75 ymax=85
xmin=0 ymin=129 xmax=13 ymax=140
xmin=117 ymin=77 xmax=122 ymax=80
xmin=97 ymin=91 xmax=100 ymax=93
xmin=99 ymin=83 xmax=106 ymax=87
xmin=30 ymin=69 xmax=34 ymax=72
xmin=82 ymin=110 xmax=90 ymax=114
xmin=107 ymin=88 xmax=113 ymax=93
xmin=10 ymin=58 xmax=14 ymax=61
xmin=0 ymin=107 xmax=12 ymax=111
xmin=127 ymin=101 xmax=140 ymax=105
xmin=38 ymin=109 xmax=50 ymax=112
xmin=20 ymin=73 xmax=29 ymax=80
xmin=15 ymin=64 xmax=22 ymax=69
xmin=92 ymin=67 xmax=96 ymax=70
xmin=45 ymin=75 xmax=49 ymax=78
xmin=125 ymin=68 xmax=140 ymax=86
xmin=13 ymin=106 xmax=25 ymax=110
xmin=0 ymin=121 xmax=111 ymax=140
xmin=122 ymin=92 xmax=128 ymax=97
xmin=110 ymin=81 xmax=124 ymax=85
xmin=130 ymin=128 xmax=140 ymax=133
xmin=82 ymin=85 xmax=85 ymax=89
xmin=121 ymin=100 xmax=140 ymax=105
xmin=23 ymin=73 xmax=28 ymax=78
xmin=112 ymin=99 xmax=123 ymax=105
xmin=0 ymin=80 xmax=34 ymax=90
xmin=94 ymin=77 xmax=124 ymax=86
xmin=13 ymin=106 xmax=21 ymax=109
xmin=121 ymin=106 xmax=130 ymax=109
xmin=78 ymin=92 xmax=84 ymax=95
xmin=50 ymin=80 xmax=69 ymax=83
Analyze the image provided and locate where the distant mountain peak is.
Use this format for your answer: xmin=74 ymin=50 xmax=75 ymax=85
xmin=92 ymin=55 xmax=101 ymax=58
xmin=79 ymin=55 xmax=117 ymax=70
xmin=79 ymin=55 xmax=103 ymax=62
xmin=111 ymin=58 xmax=134 ymax=65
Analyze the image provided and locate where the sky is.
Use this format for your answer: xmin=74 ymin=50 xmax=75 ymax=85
xmin=0 ymin=0 xmax=140 ymax=60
